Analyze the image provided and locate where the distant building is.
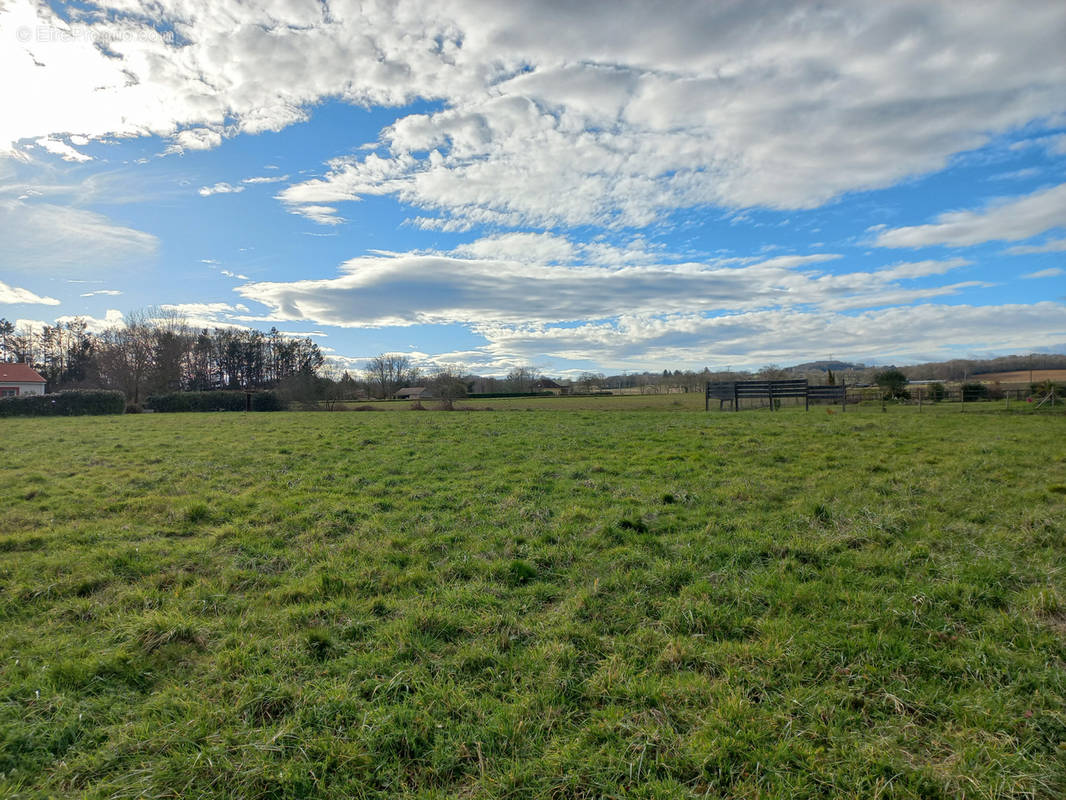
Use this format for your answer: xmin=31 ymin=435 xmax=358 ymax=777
xmin=532 ymin=378 xmax=568 ymax=395
xmin=0 ymin=363 xmax=46 ymax=397
xmin=395 ymin=387 xmax=430 ymax=399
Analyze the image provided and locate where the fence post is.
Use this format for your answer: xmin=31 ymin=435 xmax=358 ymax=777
xmin=918 ymin=386 xmax=922 ymax=412
xmin=841 ymin=383 xmax=846 ymax=413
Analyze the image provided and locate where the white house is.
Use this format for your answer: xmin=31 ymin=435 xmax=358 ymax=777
xmin=0 ymin=363 xmax=46 ymax=397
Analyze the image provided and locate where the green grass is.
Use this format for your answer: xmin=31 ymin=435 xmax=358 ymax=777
xmin=1 ymin=405 xmax=1064 ymax=798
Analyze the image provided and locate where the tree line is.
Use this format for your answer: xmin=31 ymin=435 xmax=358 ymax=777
xmin=3 ymin=310 xmax=1061 ymax=405
xmin=0 ymin=310 xmax=324 ymax=403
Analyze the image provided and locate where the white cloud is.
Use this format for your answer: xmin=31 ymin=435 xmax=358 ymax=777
xmin=0 ymin=280 xmax=60 ymax=305
xmin=1022 ymin=268 xmax=1064 ymax=279
xmin=242 ymin=175 xmax=289 ymax=184
xmin=276 ymin=2 xmax=1066 ymax=228
xmin=198 ymin=182 xmax=244 ymax=197
xmin=16 ymin=309 xmax=125 ymax=334
xmin=452 ymin=232 xmax=577 ymax=264
xmin=221 ymin=270 xmax=249 ymax=279
xmin=988 ymin=167 xmax=1041 ymax=182
xmin=289 ymin=204 xmax=344 ymax=225
xmin=461 ymin=303 xmax=1066 ymax=371
xmin=159 ymin=302 xmax=249 ymax=330
xmin=1012 ymin=134 xmax=1066 ymax=156
xmin=34 ymin=137 xmax=92 ymax=162
xmin=171 ymin=129 xmax=223 ymax=152
xmin=875 ymin=184 xmax=1066 ymax=248
xmin=1004 ymin=238 xmax=1066 ymax=255
xmin=79 ymin=289 xmax=123 ymax=296
xmin=0 ymin=200 xmax=158 ymax=275
xmin=234 ymin=237 xmax=977 ymax=330
xmin=64 ymin=309 xmax=125 ymax=332
xmin=3 ymin=0 xmax=1065 ymax=227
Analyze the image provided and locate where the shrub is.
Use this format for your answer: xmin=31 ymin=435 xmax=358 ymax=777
xmin=0 ymin=390 xmax=125 ymax=417
xmin=466 ymin=392 xmax=550 ymax=399
xmin=961 ymin=383 xmax=989 ymax=402
xmin=147 ymin=391 xmax=282 ymax=412
xmin=251 ymin=392 xmax=283 ymax=411
xmin=928 ymin=382 xmax=946 ymax=402
xmin=874 ymin=369 xmax=909 ymax=399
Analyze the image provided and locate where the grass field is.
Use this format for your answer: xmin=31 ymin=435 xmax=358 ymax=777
xmin=2 ymin=405 xmax=1065 ymax=798
xmin=971 ymin=369 xmax=1066 ymax=385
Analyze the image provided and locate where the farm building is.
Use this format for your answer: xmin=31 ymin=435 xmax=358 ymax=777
xmin=0 ymin=363 xmax=46 ymax=397
xmin=395 ymin=387 xmax=430 ymax=399
xmin=532 ymin=378 xmax=569 ymax=395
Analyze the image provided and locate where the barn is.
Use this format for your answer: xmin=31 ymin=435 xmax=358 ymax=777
xmin=0 ymin=363 xmax=46 ymax=397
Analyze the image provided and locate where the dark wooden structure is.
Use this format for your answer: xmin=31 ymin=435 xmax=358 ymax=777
xmin=705 ymin=379 xmax=846 ymax=411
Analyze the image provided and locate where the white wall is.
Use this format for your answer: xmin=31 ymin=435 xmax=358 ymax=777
xmin=0 ymin=382 xmax=46 ymax=396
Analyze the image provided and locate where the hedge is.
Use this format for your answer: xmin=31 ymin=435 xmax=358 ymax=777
xmin=465 ymin=391 xmax=556 ymax=399
xmin=0 ymin=390 xmax=126 ymax=417
xmin=147 ymin=391 xmax=282 ymax=412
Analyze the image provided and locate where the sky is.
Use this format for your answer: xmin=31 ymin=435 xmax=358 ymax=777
xmin=1 ymin=0 xmax=1065 ymax=376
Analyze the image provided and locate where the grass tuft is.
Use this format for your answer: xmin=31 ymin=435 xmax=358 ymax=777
xmin=304 ymin=626 xmax=336 ymax=661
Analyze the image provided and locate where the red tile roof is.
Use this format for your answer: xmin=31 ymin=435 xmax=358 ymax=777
xmin=0 ymin=363 xmax=45 ymax=383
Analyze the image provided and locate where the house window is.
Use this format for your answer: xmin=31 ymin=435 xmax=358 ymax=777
xmin=0 ymin=388 xmax=17 ymax=397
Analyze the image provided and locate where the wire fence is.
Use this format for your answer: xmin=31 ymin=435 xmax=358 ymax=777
xmin=841 ymin=385 xmax=1058 ymax=411
xmin=709 ymin=383 xmax=1061 ymax=412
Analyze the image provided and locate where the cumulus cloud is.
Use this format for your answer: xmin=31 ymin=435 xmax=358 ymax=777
xmin=171 ymin=129 xmax=223 ymax=152
xmin=875 ymin=184 xmax=1066 ymax=248
xmin=276 ymin=2 xmax=1066 ymax=227
xmin=198 ymin=182 xmax=244 ymax=197
xmin=0 ymin=280 xmax=60 ymax=305
xmin=4 ymin=0 xmax=1065 ymax=227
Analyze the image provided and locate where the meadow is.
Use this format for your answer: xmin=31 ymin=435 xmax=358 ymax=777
xmin=1 ymin=403 xmax=1064 ymax=798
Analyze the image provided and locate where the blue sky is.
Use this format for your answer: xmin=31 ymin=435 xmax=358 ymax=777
xmin=1 ymin=1 xmax=1065 ymax=375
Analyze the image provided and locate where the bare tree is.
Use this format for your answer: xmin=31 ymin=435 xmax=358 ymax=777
xmin=506 ymin=365 xmax=540 ymax=393
xmin=757 ymin=364 xmax=789 ymax=380
xmin=365 ymin=353 xmax=417 ymax=399
xmin=427 ymin=363 xmax=468 ymax=408
xmin=94 ymin=310 xmax=156 ymax=403
xmin=318 ymin=362 xmax=356 ymax=410
xmin=577 ymin=372 xmax=603 ymax=393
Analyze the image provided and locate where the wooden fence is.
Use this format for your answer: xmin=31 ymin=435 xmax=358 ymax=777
xmin=705 ymin=379 xmax=846 ymax=411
